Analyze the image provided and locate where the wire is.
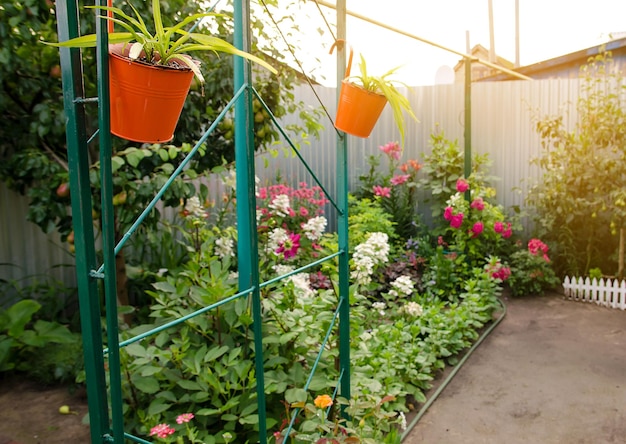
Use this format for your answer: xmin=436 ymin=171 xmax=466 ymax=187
xmin=258 ymin=0 xmax=340 ymax=135
xmin=312 ymin=0 xmax=337 ymax=42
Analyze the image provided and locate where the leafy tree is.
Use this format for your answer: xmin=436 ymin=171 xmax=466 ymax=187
xmin=528 ymin=50 xmax=626 ymax=278
xmin=0 ymin=0 xmax=324 ymax=309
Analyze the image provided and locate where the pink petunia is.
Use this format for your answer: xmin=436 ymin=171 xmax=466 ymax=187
xmin=493 ymin=221 xmax=504 ymax=233
xmin=276 ymin=233 xmax=301 ymax=259
xmin=373 ymin=185 xmax=391 ymax=198
xmin=502 ymin=222 xmax=512 ymax=238
xmin=390 ymin=174 xmax=410 ymax=186
xmin=456 ymin=178 xmax=469 ymax=193
xmin=450 ymin=213 xmax=464 ymax=229
xmin=444 ymin=206 xmax=454 ymax=221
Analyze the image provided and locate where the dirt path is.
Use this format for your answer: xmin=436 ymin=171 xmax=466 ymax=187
xmin=404 ymin=292 xmax=626 ymax=444
xmin=0 ymin=378 xmax=90 ymax=444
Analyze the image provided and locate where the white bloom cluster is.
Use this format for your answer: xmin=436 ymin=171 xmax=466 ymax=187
xmin=350 ymin=232 xmax=390 ymax=286
xmin=446 ymin=192 xmax=464 ymax=208
xmin=266 ymin=228 xmax=288 ymax=255
xmin=372 ymin=301 xmax=386 ymax=316
xmin=398 ymin=412 xmax=407 ymax=431
xmin=269 ymin=194 xmax=291 ymax=217
xmin=223 ymin=170 xmax=260 ymax=194
xmin=402 ymin=301 xmax=423 ymax=317
xmin=215 ymin=236 xmax=234 ymax=258
xmin=272 ymin=265 xmax=314 ymax=299
xmin=222 ymin=169 xmax=237 ymax=189
xmin=184 ymin=196 xmax=206 ymax=219
xmin=302 ymin=216 xmax=327 ymax=241
xmin=388 ymin=275 xmax=415 ymax=298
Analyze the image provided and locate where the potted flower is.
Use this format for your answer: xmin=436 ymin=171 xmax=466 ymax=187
xmin=333 ymin=47 xmax=417 ymax=146
xmin=48 ymin=0 xmax=277 ymax=143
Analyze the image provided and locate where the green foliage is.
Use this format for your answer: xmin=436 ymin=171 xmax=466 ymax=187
xmin=419 ymin=131 xmax=494 ymax=227
xmin=507 ymin=239 xmax=560 ymax=297
xmin=348 ymin=194 xmax=398 ymax=247
xmin=0 ymin=299 xmax=79 ymax=377
xmin=527 ymin=51 xmax=626 ymax=277
xmin=355 ymin=141 xmax=423 ymax=240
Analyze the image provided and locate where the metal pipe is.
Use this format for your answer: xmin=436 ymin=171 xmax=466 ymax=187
xmin=314 ymin=0 xmax=532 ymax=81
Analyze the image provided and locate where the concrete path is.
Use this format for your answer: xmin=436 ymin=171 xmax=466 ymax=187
xmin=403 ymin=292 xmax=626 ymax=444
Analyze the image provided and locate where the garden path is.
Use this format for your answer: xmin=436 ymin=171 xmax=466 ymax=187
xmin=403 ymin=291 xmax=626 ymax=444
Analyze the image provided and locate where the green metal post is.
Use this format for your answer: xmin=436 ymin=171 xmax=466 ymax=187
xmin=464 ymin=58 xmax=472 ymax=181
xmin=55 ymin=0 xmax=111 ymax=442
xmin=336 ymin=0 xmax=351 ymax=403
xmin=233 ymin=1 xmax=267 ymax=441
xmin=95 ymin=1 xmax=124 ymax=442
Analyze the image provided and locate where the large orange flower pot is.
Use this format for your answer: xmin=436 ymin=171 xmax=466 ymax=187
xmin=334 ymin=80 xmax=388 ymax=138
xmin=109 ymin=52 xmax=194 ymax=143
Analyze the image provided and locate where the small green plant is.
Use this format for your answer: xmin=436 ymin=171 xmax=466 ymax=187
xmin=507 ymin=239 xmax=560 ymax=296
xmin=0 ymin=299 xmax=77 ymax=374
xmin=47 ymin=0 xmax=276 ymax=82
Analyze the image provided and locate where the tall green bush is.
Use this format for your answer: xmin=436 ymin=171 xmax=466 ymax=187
xmin=528 ymin=51 xmax=626 ymax=277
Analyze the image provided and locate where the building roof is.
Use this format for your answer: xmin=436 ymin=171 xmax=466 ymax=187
xmin=477 ymin=36 xmax=626 ymax=81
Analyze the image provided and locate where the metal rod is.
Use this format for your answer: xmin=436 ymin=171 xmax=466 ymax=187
xmin=234 ymin=1 xmax=267 ymax=441
xmin=314 ymin=0 xmax=532 ymax=81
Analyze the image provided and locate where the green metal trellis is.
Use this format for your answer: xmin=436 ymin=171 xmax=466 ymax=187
xmin=55 ymin=0 xmax=351 ymax=442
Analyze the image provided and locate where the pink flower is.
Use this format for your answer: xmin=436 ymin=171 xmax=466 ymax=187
xmin=443 ymin=206 xmax=454 ymax=221
xmin=276 ymin=233 xmax=301 ymax=259
xmin=299 ymin=206 xmax=309 ymax=217
xmin=390 ymin=174 xmax=410 ymax=186
xmin=493 ymin=221 xmax=504 ymax=233
xmin=373 ymin=185 xmax=391 ymax=198
xmin=438 ymin=236 xmax=444 ymax=245
xmin=456 ymin=178 xmax=469 ymax=193
xmin=176 ymin=413 xmax=194 ymax=424
xmin=379 ymin=141 xmax=402 ymax=160
xmin=528 ymin=238 xmax=549 ymax=256
xmin=502 ymin=223 xmax=512 ymax=238
xmin=450 ymin=213 xmax=464 ymax=229
xmin=492 ymin=266 xmax=511 ymax=281
xmin=470 ymin=198 xmax=485 ymax=211
xmin=543 ymin=254 xmax=550 ymax=263
xmin=150 ymin=424 xmax=175 ymax=439
xmin=470 ymin=221 xmax=484 ymax=237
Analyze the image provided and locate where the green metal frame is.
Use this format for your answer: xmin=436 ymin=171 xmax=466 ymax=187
xmin=55 ymin=1 xmax=351 ymax=443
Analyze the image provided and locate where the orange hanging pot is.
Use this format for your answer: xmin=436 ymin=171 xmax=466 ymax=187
xmin=332 ymin=43 xmax=388 ymax=138
xmin=335 ymin=80 xmax=387 ymax=138
xmin=108 ymin=49 xmax=194 ymax=144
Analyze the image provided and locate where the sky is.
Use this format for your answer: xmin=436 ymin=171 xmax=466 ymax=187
xmin=269 ymin=0 xmax=626 ymax=86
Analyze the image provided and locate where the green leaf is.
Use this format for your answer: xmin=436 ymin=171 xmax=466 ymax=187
xmin=131 ymin=374 xmax=160 ymax=394
xmin=177 ymin=379 xmax=201 ymax=391
xmin=285 ymin=388 xmax=307 ymax=404
xmin=204 ymin=345 xmax=229 ymax=362
xmin=148 ymin=399 xmax=171 ymax=415
xmin=239 ymin=414 xmax=259 ymax=425
xmin=126 ymin=149 xmax=145 ymax=168
xmin=4 ymin=300 xmax=40 ymax=338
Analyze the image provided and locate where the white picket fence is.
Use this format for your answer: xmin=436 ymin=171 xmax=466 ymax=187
xmin=562 ymin=276 xmax=626 ymax=310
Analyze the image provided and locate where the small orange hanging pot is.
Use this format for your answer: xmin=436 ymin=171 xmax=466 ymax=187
xmin=108 ymin=45 xmax=194 ymax=144
xmin=332 ymin=43 xmax=388 ymax=138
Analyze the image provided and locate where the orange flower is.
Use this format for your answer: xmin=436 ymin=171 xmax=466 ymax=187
xmin=313 ymin=394 xmax=333 ymax=409
xmin=408 ymin=159 xmax=422 ymax=171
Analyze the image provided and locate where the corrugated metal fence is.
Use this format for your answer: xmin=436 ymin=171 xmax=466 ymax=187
xmin=0 ymin=78 xmax=582 ymax=287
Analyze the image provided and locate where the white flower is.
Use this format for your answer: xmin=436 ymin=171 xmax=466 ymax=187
xmin=266 ymin=228 xmax=289 ymax=255
xmin=403 ymin=301 xmax=423 ymax=317
xmin=228 ymin=271 xmax=239 ymax=281
xmin=272 ymin=264 xmax=295 ymax=276
xmin=288 ymin=273 xmax=315 ymax=299
xmin=302 ymin=216 xmax=327 ymax=241
xmin=184 ymin=196 xmax=207 ymax=219
xmin=215 ymin=236 xmax=234 ymax=258
xmin=350 ymin=232 xmax=390 ymax=285
xmin=269 ymin=194 xmax=291 ymax=217
xmin=222 ymin=169 xmax=237 ymax=189
xmin=398 ymin=412 xmax=407 ymax=430
xmin=389 ymin=275 xmax=415 ymax=298
xmin=372 ymin=301 xmax=386 ymax=316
